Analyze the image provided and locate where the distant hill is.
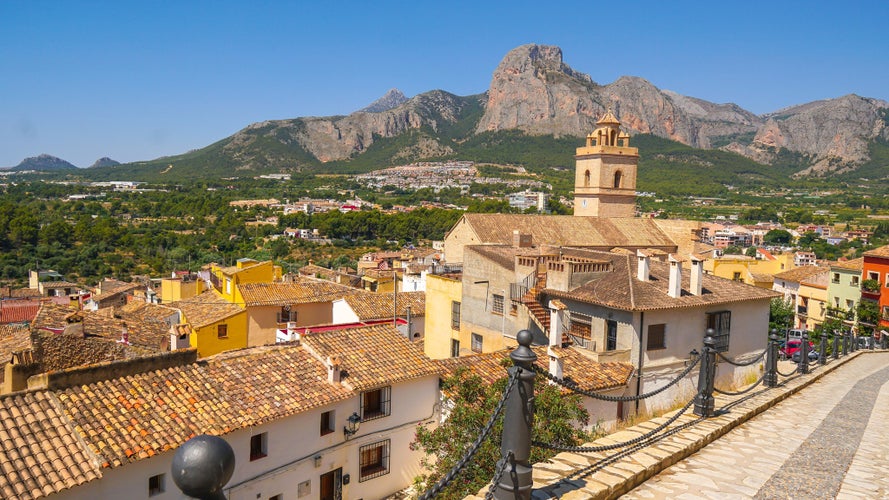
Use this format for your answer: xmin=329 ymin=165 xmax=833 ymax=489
xmin=358 ymin=88 xmax=408 ymax=113
xmin=78 ymin=43 xmax=887 ymax=184
xmin=89 ymin=157 xmax=120 ymax=169
xmin=10 ymin=154 xmax=78 ymax=172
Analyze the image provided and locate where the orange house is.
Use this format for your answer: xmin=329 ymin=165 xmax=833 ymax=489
xmin=862 ymin=245 xmax=889 ymax=330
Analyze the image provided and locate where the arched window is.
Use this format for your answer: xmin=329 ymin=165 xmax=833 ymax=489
xmin=584 ymin=170 xmax=591 ymax=187
xmin=613 ymin=170 xmax=622 ymax=188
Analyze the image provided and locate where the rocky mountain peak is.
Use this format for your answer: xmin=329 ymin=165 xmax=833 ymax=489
xmin=11 ymin=154 xmax=78 ymax=171
xmin=358 ymin=88 xmax=409 ymax=113
xmin=89 ymin=157 xmax=121 ymax=169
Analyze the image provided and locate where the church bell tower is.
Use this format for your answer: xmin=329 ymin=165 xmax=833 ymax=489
xmin=573 ymin=111 xmax=638 ymax=217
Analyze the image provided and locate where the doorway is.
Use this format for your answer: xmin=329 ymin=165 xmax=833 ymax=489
xmin=320 ymin=467 xmax=342 ymax=500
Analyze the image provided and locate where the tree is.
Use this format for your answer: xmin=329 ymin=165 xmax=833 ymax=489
xmin=763 ymin=229 xmax=792 ymax=245
xmin=769 ymin=297 xmax=794 ymax=332
xmin=411 ymin=367 xmax=590 ymax=499
xmin=723 ymin=245 xmax=743 ymax=255
xmin=745 ymin=246 xmax=758 ymax=258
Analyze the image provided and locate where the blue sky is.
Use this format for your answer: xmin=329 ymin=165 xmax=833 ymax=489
xmin=2 ymin=0 xmax=887 ymax=168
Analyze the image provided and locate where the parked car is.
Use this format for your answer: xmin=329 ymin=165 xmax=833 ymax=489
xmin=786 ymin=329 xmax=806 ymax=341
xmin=792 ymin=348 xmax=819 ymax=363
xmin=780 ymin=339 xmax=814 ymax=359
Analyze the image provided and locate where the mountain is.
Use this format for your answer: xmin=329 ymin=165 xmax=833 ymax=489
xmin=82 ymin=44 xmax=888 ymax=181
xmin=10 ymin=154 xmax=78 ymax=171
xmin=89 ymin=157 xmax=120 ymax=169
xmin=358 ymin=88 xmax=409 ymax=113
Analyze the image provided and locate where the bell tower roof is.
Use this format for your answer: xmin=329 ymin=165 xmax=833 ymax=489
xmin=596 ymin=109 xmax=621 ymax=126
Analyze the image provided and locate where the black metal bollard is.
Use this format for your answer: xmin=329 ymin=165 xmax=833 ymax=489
xmin=820 ymin=335 xmax=828 ymax=365
xmin=799 ymin=332 xmax=810 ymax=374
xmin=843 ymin=334 xmax=849 ymax=356
xmin=852 ymin=335 xmax=858 ymax=352
xmin=883 ymin=334 xmax=888 ymax=350
xmin=765 ymin=329 xmax=779 ymax=388
xmin=871 ymin=335 xmax=876 ymax=350
xmin=694 ymin=330 xmax=717 ymax=417
xmin=171 ymin=435 xmax=235 ymax=500
xmin=494 ymin=330 xmax=536 ymax=500
xmin=833 ymin=331 xmax=840 ymax=360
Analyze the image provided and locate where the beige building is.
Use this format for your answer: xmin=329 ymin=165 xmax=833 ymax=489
xmin=573 ymin=111 xmax=638 ymax=217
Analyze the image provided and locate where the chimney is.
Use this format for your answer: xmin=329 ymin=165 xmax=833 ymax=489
xmin=287 ymin=322 xmax=300 ymax=343
xmin=690 ymin=254 xmax=704 ymax=296
xmin=636 ymin=250 xmax=650 ymax=281
xmin=513 ymin=230 xmax=532 ymax=248
xmin=119 ymin=323 xmax=129 ymax=345
xmin=548 ymin=300 xmax=566 ymax=347
xmin=327 ymin=356 xmax=341 ymax=384
xmin=668 ymin=254 xmax=683 ymax=298
xmin=548 ymin=350 xmax=563 ymax=382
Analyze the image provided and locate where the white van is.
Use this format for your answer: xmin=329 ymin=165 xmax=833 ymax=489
xmin=787 ymin=328 xmax=806 ymax=341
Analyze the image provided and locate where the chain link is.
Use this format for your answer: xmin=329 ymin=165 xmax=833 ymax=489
xmin=532 ymin=396 xmax=696 ymax=453
xmin=532 ymin=353 xmax=700 ymax=402
xmin=418 ymin=369 xmax=521 ymax=500
xmin=714 ymin=374 xmax=764 ymax=396
xmin=776 ymin=365 xmax=798 ymax=378
xmin=716 ymin=348 xmax=767 ymax=367
xmin=484 ymin=450 xmax=513 ymax=500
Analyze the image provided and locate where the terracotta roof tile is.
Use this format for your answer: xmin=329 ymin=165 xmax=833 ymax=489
xmin=239 ymin=279 xmax=356 ymax=307
xmin=0 ymin=300 xmax=42 ymax=324
xmin=832 ymin=257 xmax=864 ymax=271
xmin=0 ymin=391 xmax=102 ymax=499
xmin=773 ymin=265 xmax=828 ymax=283
xmin=171 ymin=290 xmax=243 ymax=329
xmin=863 ymin=245 xmax=889 ymax=258
xmin=460 ymin=214 xmax=677 ymax=249
xmin=340 ymin=291 xmax=425 ymax=320
xmin=302 ymin=323 xmax=439 ymax=390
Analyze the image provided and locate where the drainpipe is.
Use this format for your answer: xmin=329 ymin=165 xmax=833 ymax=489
xmin=635 ymin=311 xmax=645 ymax=414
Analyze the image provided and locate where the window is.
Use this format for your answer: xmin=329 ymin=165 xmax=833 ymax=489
xmin=217 ymin=324 xmax=228 ymax=339
xmin=359 ymin=440 xmax=390 ymax=481
xmin=492 ymin=294 xmax=504 ymax=315
xmin=451 ymin=301 xmax=460 ymax=330
xmin=647 ymin=324 xmax=666 ymax=350
xmin=613 ymin=170 xmax=622 ymax=188
xmin=450 ymin=339 xmax=460 ymax=358
xmin=852 ymin=276 xmax=860 ymax=286
xmin=225 ymin=278 xmax=232 ymax=294
xmin=846 ymin=299 xmax=855 ymax=310
xmin=706 ymin=311 xmax=731 ymax=353
xmin=471 ymin=333 xmax=483 ymax=353
xmin=832 ymin=273 xmax=841 ymax=284
xmin=149 ymin=474 xmax=165 ymax=497
xmin=732 ymin=272 xmax=742 ymax=281
xmin=361 ymin=386 xmax=391 ymax=421
xmin=584 ymin=170 xmax=590 ymax=187
xmin=321 ymin=410 xmax=335 ymax=436
xmin=272 ymin=494 xmax=284 ymax=500
xmin=250 ymin=432 xmax=267 ymax=461
xmin=606 ymin=320 xmax=617 ymax=351
xmin=277 ymin=306 xmax=296 ymax=323
xmin=883 ymin=306 xmax=889 ymax=321
xmin=868 ymin=271 xmax=879 ymax=281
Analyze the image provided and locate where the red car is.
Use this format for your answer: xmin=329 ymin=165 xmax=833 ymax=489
xmin=780 ymin=339 xmax=814 ymax=359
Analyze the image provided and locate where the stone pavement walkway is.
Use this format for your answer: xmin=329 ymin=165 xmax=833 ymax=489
xmin=622 ymin=352 xmax=889 ymax=499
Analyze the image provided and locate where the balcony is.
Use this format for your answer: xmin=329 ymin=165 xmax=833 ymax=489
xmin=862 ymin=279 xmax=881 ymax=296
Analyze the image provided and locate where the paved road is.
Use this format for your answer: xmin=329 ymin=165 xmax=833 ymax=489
xmin=622 ymin=353 xmax=889 ymax=499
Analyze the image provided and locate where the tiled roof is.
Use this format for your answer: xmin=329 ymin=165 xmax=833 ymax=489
xmin=0 ymin=324 xmax=32 ymax=384
xmin=82 ymin=312 xmax=169 ymax=351
xmin=439 ymin=346 xmax=633 ymax=393
xmin=302 ymin=323 xmax=439 ymax=390
xmin=459 ymin=214 xmax=677 ymax=249
xmin=205 ymin=346 xmax=354 ymax=426
xmin=773 ymin=265 xmax=828 ymax=283
xmin=0 ymin=300 xmax=41 ymax=324
xmin=171 ymin=290 xmax=243 ymax=329
xmin=863 ymin=245 xmax=889 ymax=258
xmin=239 ymin=279 xmax=356 ymax=307
xmin=56 ymin=363 xmax=234 ymax=468
xmin=30 ymin=302 xmax=75 ymax=331
xmin=750 ymin=273 xmax=775 ymax=283
xmin=117 ymin=301 xmax=179 ymax=324
xmin=2 ymin=288 xmax=42 ymax=299
xmin=340 ymin=291 xmax=426 ymax=320
xmin=542 ymin=248 xmax=780 ymax=311
xmin=467 ymin=245 xmax=521 ymax=271
xmin=39 ymin=281 xmax=80 ymax=289
xmin=832 ymin=257 xmax=864 ymax=271
xmin=33 ymin=330 xmax=157 ymax=374
xmin=0 ymin=391 xmax=101 ymax=499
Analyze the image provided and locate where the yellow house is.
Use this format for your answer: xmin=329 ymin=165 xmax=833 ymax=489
xmin=799 ymin=271 xmax=830 ymax=331
xmin=210 ymin=259 xmax=282 ymax=305
xmin=159 ymin=275 xmax=205 ymax=303
xmin=424 ymin=270 xmax=466 ymax=359
xmin=173 ymin=290 xmax=248 ymax=357
xmin=361 ymin=268 xmax=399 ymax=294
xmin=704 ymin=251 xmax=795 ymax=289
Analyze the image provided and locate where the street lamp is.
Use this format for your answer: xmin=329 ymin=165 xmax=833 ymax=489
xmin=344 ymin=412 xmax=361 ymax=438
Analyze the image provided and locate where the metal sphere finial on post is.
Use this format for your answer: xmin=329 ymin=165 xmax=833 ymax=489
xmin=171 ymin=434 xmax=235 ymax=500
